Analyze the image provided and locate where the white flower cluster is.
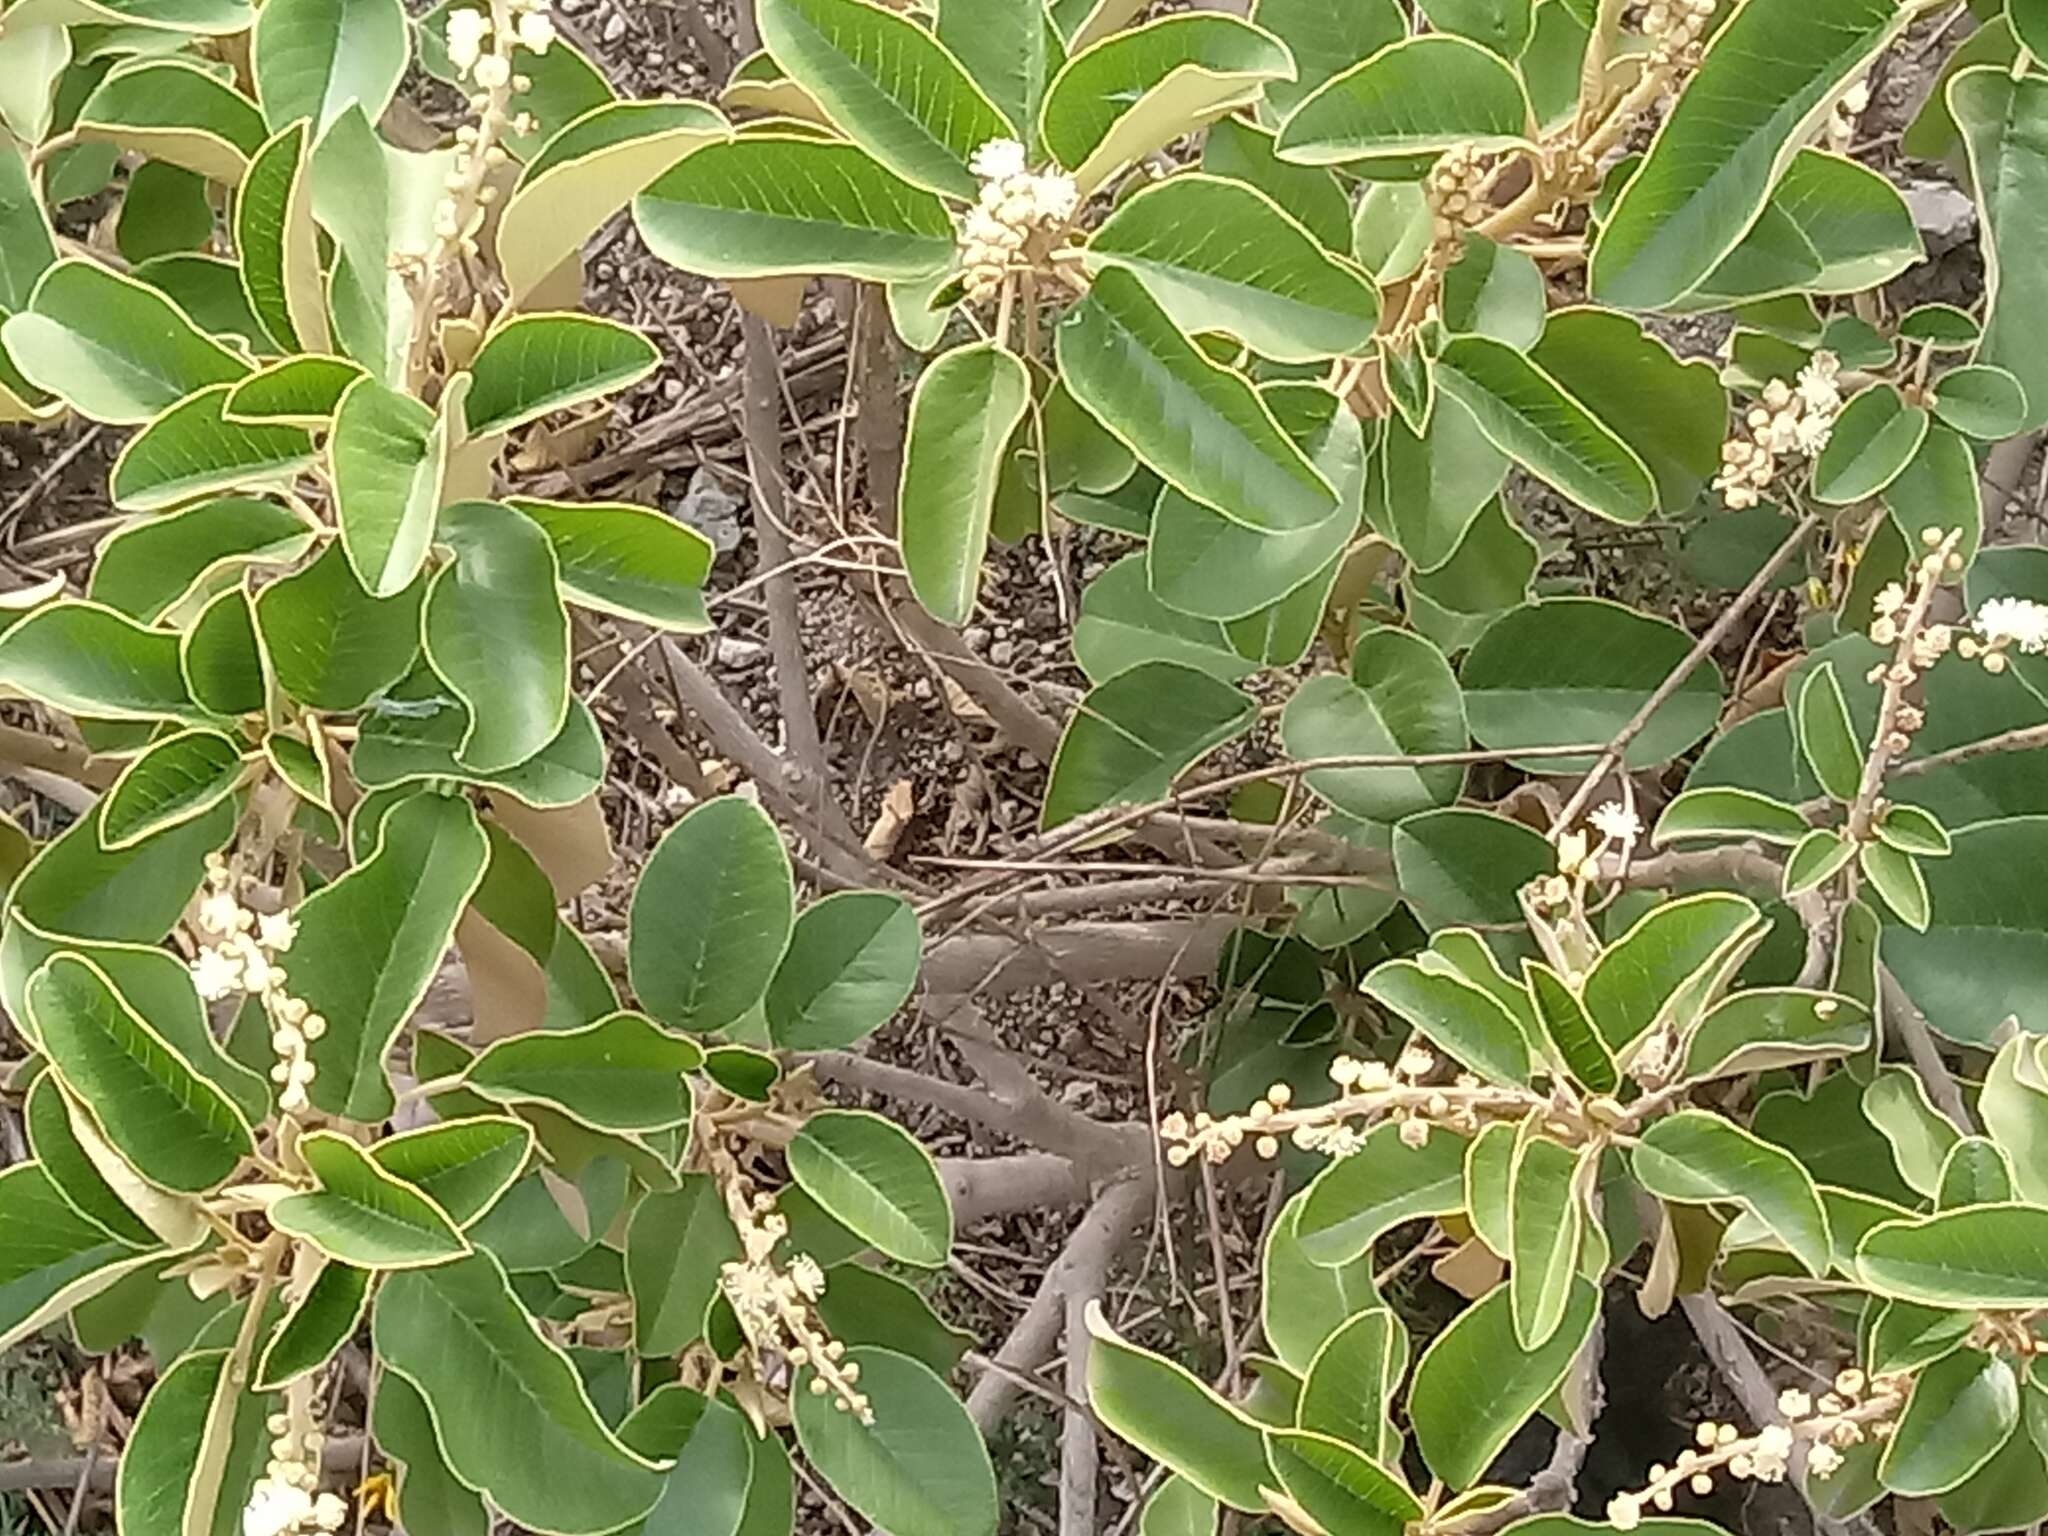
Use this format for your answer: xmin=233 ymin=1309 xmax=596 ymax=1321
xmin=718 ymin=1188 xmax=871 ymax=1422
xmin=1960 ymin=595 xmax=2048 ymax=673
xmin=958 ymin=139 xmax=1079 ymax=304
xmin=1714 ymin=353 xmax=1843 ymax=508
xmin=190 ymin=856 xmax=324 ymax=1115
xmin=445 ymin=0 xmax=553 ymax=90
xmin=1608 ymin=1369 xmax=1900 ymax=1529
xmin=1826 ymin=79 xmax=1872 ymax=154
xmin=1641 ymin=0 xmax=1715 ymax=70
xmin=242 ymin=1413 xmax=345 ymax=1536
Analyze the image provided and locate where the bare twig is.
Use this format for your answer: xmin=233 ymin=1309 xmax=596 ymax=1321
xmin=1554 ymin=513 xmax=1820 ymax=832
xmin=1879 ymin=968 xmax=1975 ymax=1132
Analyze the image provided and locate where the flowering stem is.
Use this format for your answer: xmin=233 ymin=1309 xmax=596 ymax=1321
xmin=1845 ymin=530 xmax=1961 ymax=844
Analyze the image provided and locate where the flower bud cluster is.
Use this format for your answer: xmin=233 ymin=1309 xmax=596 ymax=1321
xmin=1160 ymin=1046 xmax=1531 ymax=1166
xmin=713 ymin=1153 xmax=870 ymax=1423
xmin=1861 ymin=532 xmax=1963 ymax=742
xmin=1713 ymin=353 xmax=1843 ymax=508
xmin=242 ymin=1410 xmax=345 ymax=1536
xmin=958 ymin=139 xmax=1080 ymax=304
xmin=1606 ymin=1370 xmax=1902 ymax=1530
xmin=445 ymin=0 xmax=554 ymax=90
xmin=1640 ymin=0 xmax=1715 ymax=70
xmin=191 ymin=855 xmax=326 ymax=1115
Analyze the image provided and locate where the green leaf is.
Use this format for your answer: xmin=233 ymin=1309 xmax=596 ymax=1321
xmin=1250 ymin=0 xmax=1404 ymax=117
xmin=1408 ymin=1278 xmax=1597 ymax=1489
xmin=1296 ymin=1121 xmax=1471 ymax=1265
xmin=354 ymin=688 xmax=604 ymax=809
xmin=1262 ymin=1189 xmax=1382 ymax=1373
xmin=1363 ymin=959 xmax=1529 ymax=1088
xmin=1462 ymin=598 xmax=1721 ymax=770
xmin=794 ymin=1345 xmax=998 ymax=1536
xmin=1526 ymin=960 xmax=1618 ymax=1094
xmin=29 ymin=952 xmax=252 ymax=1193
xmin=1953 ymin=68 xmax=2048 ymax=434
xmin=252 ymin=0 xmax=405 ymax=133
xmin=375 ymin=1252 xmax=664 ymax=1535
xmin=629 ymin=796 xmax=795 ymax=1034
xmin=1041 ymin=660 xmax=1256 ymax=828
xmin=1937 ymin=1138 xmax=2015 ymax=1209
xmin=1772 ymin=149 xmax=1924 ymax=293
xmin=1588 ymin=0 xmax=1911 ymax=308
xmin=937 ymin=0 xmax=1062 ymax=145
xmin=1886 ymin=425 xmax=1981 ymax=573
xmin=616 ymin=1383 xmax=754 ymax=1536
xmin=115 ymin=1346 xmax=274 ymax=1536
xmin=1041 ymin=14 xmax=1294 ymax=193
xmin=1792 ymin=661 xmax=1862 ymax=802
xmin=765 ymin=891 xmax=921 ymax=1051
xmin=224 ymin=356 xmax=365 ymax=426
xmin=1433 ymin=336 xmax=1656 ymax=524
xmin=76 ymin=57 xmax=265 ymax=182
xmin=298 ymin=794 xmax=489 ymax=1121
xmin=1086 ymin=1301 xmax=1271 ymax=1510
xmin=1681 ymin=988 xmax=1871 ymax=1079
xmin=464 ymin=1012 xmax=700 ymax=1133
xmin=255 ymin=1259 xmax=371 ymax=1390
xmin=0 ymin=599 xmax=201 ymax=721
xmin=1140 ymin=1476 xmax=1218 ymax=1536
xmin=110 ymin=379 xmax=316 ymax=514
xmin=421 ymin=512 xmax=571 ymax=767
xmin=1858 ymin=1205 xmax=2048 ymax=1307
xmin=758 ymin=0 xmax=1007 ymax=198
xmin=1057 ymin=269 xmax=1336 ymax=533
xmin=373 ymin=1369 xmax=490 ymax=1536
xmin=788 ymin=1108 xmax=951 ymax=1266
xmin=1654 ymin=787 xmax=1810 ymax=846
xmin=1074 ymin=554 xmax=1256 ymax=685
xmin=1982 ymin=1036 xmax=2048 ymax=1205
xmin=1885 ymin=818 xmax=2048 ymax=1044
xmin=2 ymin=258 xmax=246 ymax=423
xmin=1528 ymin=307 xmax=1725 ymax=512
xmin=1086 ymin=174 xmax=1378 ymax=363
xmin=235 ymin=121 xmax=327 ymax=355
xmin=329 ymin=376 xmax=446 ymax=598
xmin=1812 ymin=383 xmax=1928 ymax=505
xmin=1392 ymin=808 xmax=1553 ymax=929
xmin=1264 ymin=1430 xmax=1422 ymax=1536
xmin=627 ymin=1174 xmax=741 ymax=1356
xmin=0 ymin=1161 xmax=158 ymax=1353
xmin=1298 ymin=1306 xmax=1407 ymax=1465
xmin=271 ymin=1128 xmax=470 ymax=1268
xmin=1932 ymin=364 xmax=2029 ymax=440
xmin=1864 ymin=1065 xmax=1962 ymax=1199
xmin=1281 ymin=626 xmax=1467 ymax=822
xmin=1633 ymin=1110 xmax=1830 ymax=1275
xmin=1440 ymin=234 xmax=1545 ymax=351
xmin=1509 ymin=1131 xmax=1585 ymax=1350
xmin=1148 ymin=385 xmax=1364 ymax=619
xmin=635 ymin=134 xmax=954 ymax=282
xmin=505 ymin=495 xmax=713 ymax=632
xmin=369 ymin=1116 xmax=533 ymax=1226
xmin=499 ymin=100 xmax=726 ymax=305
xmin=1374 ymin=394 xmax=1509 ymax=571
xmin=255 ymin=541 xmax=422 ymax=711
xmin=189 ymin=584 xmax=268 ymax=717
xmin=1880 ymin=1348 xmax=2021 ymax=1496
xmin=464 ymin=313 xmax=660 ymax=439
xmin=899 ymin=342 xmax=1033 ymax=627
xmin=1276 ymin=35 xmax=1531 ymax=162
xmin=100 ymin=728 xmax=246 ymax=850
xmin=1860 ymin=840 xmax=1929 ymax=930
xmin=23 ymin=1074 xmax=160 ymax=1247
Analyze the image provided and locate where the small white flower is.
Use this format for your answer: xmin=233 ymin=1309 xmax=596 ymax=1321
xmin=1556 ymin=828 xmax=1590 ymax=876
xmin=789 ymin=1254 xmax=827 ymax=1300
xmin=1590 ymin=802 xmax=1642 ymax=843
xmin=1607 ymin=1494 xmax=1643 ymax=1531
xmin=1806 ymin=1442 xmax=1844 ymax=1479
xmin=191 ymin=946 xmax=243 ymax=1001
xmin=445 ymin=6 xmax=492 ymax=74
xmin=473 ymin=52 xmax=512 ymax=90
xmin=198 ymin=889 xmax=247 ymax=936
xmin=1974 ymin=596 xmax=2048 ymax=655
xmin=1791 ymin=412 xmax=1833 ymax=456
xmin=515 ymin=10 xmax=556 ymax=52
xmin=969 ymin=138 xmax=1028 ymax=182
xmin=1751 ymin=1423 xmax=1795 ymax=1482
xmin=1795 ymin=352 xmax=1843 ymax=416
xmin=311 ymin=1492 xmax=348 ymax=1532
xmin=1778 ymin=1388 xmax=1813 ymax=1418
xmin=1029 ymin=171 xmax=1079 ymax=223
xmin=257 ymin=910 xmax=298 ymax=954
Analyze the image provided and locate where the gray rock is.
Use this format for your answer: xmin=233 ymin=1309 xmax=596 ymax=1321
xmin=1901 ymin=180 xmax=1976 ymax=254
xmin=715 ymin=637 xmax=767 ymax=668
xmin=670 ymin=465 xmax=746 ymax=554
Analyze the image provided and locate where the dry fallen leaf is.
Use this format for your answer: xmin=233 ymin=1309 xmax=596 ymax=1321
xmin=838 ymin=661 xmax=890 ymax=728
xmin=865 ymin=777 xmax=916 ymax=858
xmin=1431 ymin=1234 xmax=1505 ymax=1299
